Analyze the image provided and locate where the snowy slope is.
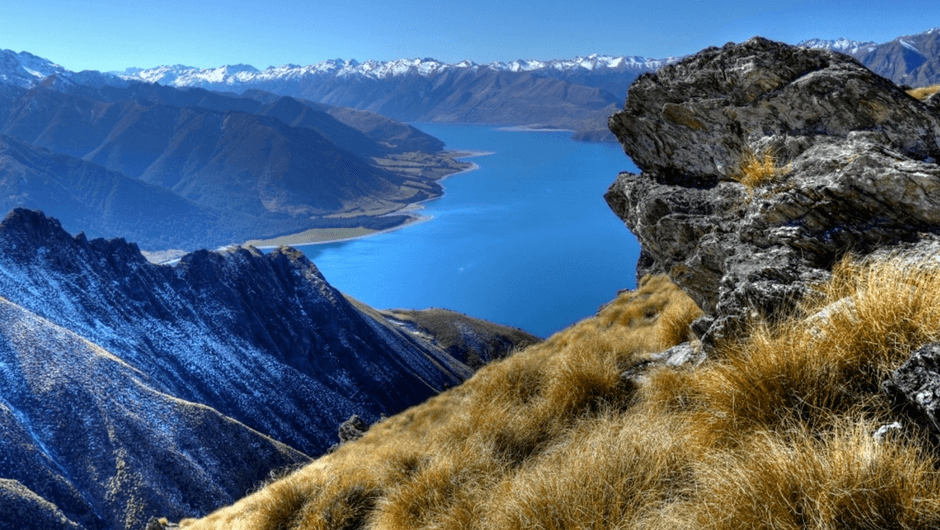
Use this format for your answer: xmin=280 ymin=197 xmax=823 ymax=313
xmin=0 ymin=209 xmax=541 ymax=529
xmin=797 ymin=36 xmax=878 ymax=55
xmin=0 ymin=50 xmax=72 ymax=87
xmin=116 ymin=54 xmax=679 ymax=88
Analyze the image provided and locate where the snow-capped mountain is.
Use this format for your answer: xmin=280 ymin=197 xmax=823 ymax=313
xmin=0 ymin=49 xmax=72 ymax=87
xmin=116 ymin=54 xmax=679 ymax=88
xmin=799 ymin=27 xmax=940 ymax=87
xmin=797 ymin=37 xmax=878 ymax=55
xmin=108 ymin=54 xmax=676 ymax=136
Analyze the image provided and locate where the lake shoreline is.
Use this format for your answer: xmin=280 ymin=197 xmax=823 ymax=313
xmin=243 ymin=152 xmax=491 ymax=249
xmin=286 ymin=123 xmax=639 ymax=338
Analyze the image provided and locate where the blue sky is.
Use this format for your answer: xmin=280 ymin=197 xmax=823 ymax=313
xmin=4 ymin=0 xmax=939 ymax=72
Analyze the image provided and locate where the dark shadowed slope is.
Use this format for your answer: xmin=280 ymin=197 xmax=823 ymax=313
xmin=0 ymin=209 xmax=537 ymax=529
xmin=0 ymin=88 xmax=413 ymax=217
xmin=0 ymin=133 xmax=244 ymax=250
xmin=62 ymin=81 xmax=446 ymax=157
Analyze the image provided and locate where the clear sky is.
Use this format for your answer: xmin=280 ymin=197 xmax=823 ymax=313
xmin=3 ymin=0 xmax=939 ymax=72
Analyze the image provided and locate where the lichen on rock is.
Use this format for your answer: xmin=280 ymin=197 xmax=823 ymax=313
xmin=605 ymin=36 xmax=940 ymax=347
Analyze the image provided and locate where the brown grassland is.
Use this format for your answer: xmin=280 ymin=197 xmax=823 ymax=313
xmin=908 ymin=84 xmax=940 ymax=101
xmin=179 ymin=254 xmax=940 ymax=530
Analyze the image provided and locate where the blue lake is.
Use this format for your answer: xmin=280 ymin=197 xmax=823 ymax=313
xmin=299 ymin=124 xmax=641 ymax=338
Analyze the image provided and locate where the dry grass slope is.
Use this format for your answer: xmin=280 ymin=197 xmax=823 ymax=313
xmin=180 ymin=255 xmax=940 ymax=530
xmin=907 ymin=84 xmax=940 ymax=101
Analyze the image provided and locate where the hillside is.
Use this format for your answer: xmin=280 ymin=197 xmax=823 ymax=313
xmin=0 ymin=66 xmax=468 ymax=250
xmin=171 ymin=38 xmax=940 ymax=530
xmin=0 ymin=209 xmax=538 ymax=530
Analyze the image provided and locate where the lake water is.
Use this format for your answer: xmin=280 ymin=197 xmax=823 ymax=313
xmin=299 ymin=124 xmax=641 ymax=338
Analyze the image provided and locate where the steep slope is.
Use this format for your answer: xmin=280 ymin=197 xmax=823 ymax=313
xmin=0 ymin=301 xmax=308 ymax=530
xmin=0 ymin=209 xmax=471 ymax=456
xmin=0 ymin=209 xmax=537 ymax=529
xmin=0 ymin=87 xmax=416 ymax=217
xmin=60 ymin=81 xmax=446 ymax=158
xmin=0 ymin=133 xmax=245 ymax=250
xmin=240 ymin=89 xmax=445 ymax=153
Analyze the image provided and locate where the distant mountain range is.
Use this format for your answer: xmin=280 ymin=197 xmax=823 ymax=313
xmin=107 ymin=27 xmax=940 ymax=137
xmin=114 ymin=55 xmax=674 ymax=140
xmin=799 ymin=27 xmax=940 ymax=87
xmin=0 ymin=209 xmax=537 ymax=530
xmin=115 ymin=54 xmax=677 ymax=101
xmin=5 ymin=28 xmax=940 ymax=144
xmin=0 ymin=65 xmax=459 ymax=250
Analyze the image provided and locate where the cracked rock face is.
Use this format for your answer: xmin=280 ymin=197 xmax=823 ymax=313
xmin=605 ymin=37 xmax=940 ymax=345
xmin=883 ymin=343 xmax=940 ymax=436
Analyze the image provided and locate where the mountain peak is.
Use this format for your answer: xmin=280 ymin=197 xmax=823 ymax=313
xmin=0 ymin=208 xmax=146 ymax=266
xmin=1 ymin=207 xmax=75 ymax=248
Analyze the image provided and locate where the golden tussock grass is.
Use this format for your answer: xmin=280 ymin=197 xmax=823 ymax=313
xmin=907 ymin=84 xmax=940 ymax=101
xmin=733 ymin=146 xmax=789 ymax=192
xmin=180 ymin=254 xmax=940 ymax=530
xmin=670 ymin=417 xmax=940 ymax=530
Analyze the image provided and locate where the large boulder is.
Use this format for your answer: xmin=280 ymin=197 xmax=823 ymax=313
xmin=883 ymin=342 xmax=940 ymax=436
xmin=605 ymin=37 xmax=940 ymax=346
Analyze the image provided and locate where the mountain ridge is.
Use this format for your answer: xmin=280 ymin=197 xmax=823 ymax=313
xmin=0 ymin=208 xmax=538 ymax=529
xmin=114 ymin=54 xmax=678 ymax=86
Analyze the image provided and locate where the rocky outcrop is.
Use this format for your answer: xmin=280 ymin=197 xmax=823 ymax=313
xmin=377 ymin=307 xmax=541 ymax=370
xmin=883 ymin=342 xmax=940 ymax=435
xmin=605 ymin=37 xmax=940 ymax=345
xmin=0 ymin=209 xmax=537 ymax=530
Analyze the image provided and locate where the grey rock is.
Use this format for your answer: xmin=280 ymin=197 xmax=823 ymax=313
xmin=338 ymin=414 xmax=370 ymax=444
xmin=649 ymin=342 xmax=705 ymax=367
xmin=883 ymin=343 xmax=940 ymax=436
xmin=620 ymin=342 xmax=703 ymax=386
xmin=609 ymin=36 xmax=940 ymax=181
xmin=925 ymin=91 xmax=940 ymax=111
xmin=872 ymin=421 xmax=904 ymax=442
xmin=605 ymin=38 xmax=940 ymax=346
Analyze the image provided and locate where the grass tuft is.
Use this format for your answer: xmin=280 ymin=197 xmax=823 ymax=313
xmin=733 ymin=146 xmax=789 ymax=192
xmin=907 ymin=84 xmax=940 ymax=101
xmin=674 ymin=418 xmax=940 ymax=530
